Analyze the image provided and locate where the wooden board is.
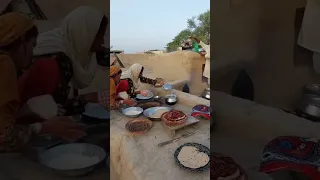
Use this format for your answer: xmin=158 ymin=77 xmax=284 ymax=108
xmin=162 ymin=115 xmax=200 ymax=137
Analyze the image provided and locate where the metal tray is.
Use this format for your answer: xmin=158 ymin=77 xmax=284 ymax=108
xmin=173 ymin=143 xmax=210 ymax=172
xmin=143 ymin=106 xmax=172 ymax=120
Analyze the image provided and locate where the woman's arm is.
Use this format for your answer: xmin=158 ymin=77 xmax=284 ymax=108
xmin=0 ymin=57 xmax=35 ymax=152
xmin=0 ymin=102 xmax=35 ymax=152
xmin=199 ymin=41 xmax=210 ymax=54
xmin=109 ymin=80 xmax=121 ymax=110
xmin=140 ymin=76 xmax=157 ymax=85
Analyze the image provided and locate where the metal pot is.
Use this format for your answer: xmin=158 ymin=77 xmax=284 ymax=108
xmin=165 ymin=94 xmax=178 ymax=105
xmin=297 ymin=94 xmax=320 ymax=118
xmin=202 ymin=88 xmax=210 ymax=100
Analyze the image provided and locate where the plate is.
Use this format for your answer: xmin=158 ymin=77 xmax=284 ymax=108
xmin=136 ymin=91 xmax=154 ymax=100
xmin=143 ymin=107 xmax=172 ymax=120
xmin=192 ymin=105 xmax=210 ymax=114
xmin=137 ymin=100 xmax=163 ymax=110
xmin=173 ymin=143 xmax=210 ymax=172
xmin=125 ymin=118 xmax=153 ymax=134
xmin=122 ymin=107 xmax=143 ymax=117
xmin=82 ymin=103 xmax=109 ymax=119
xmin=39 ymin=143 xmax=106 ymax=174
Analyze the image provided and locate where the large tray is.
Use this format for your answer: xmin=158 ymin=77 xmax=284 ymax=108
xmin=173 ymin=143 xmax=210 ymax=172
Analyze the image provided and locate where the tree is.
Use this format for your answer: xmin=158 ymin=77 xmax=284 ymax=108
xmin=166 ymin=10 xmax=210 ymax=52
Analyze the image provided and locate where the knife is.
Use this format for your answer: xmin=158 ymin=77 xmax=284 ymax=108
xmin=157 ymin=132 xmax=195 ymax=147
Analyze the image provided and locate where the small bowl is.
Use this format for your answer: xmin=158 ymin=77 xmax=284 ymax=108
xmin=122 ymin=107 xmax=143 ymax=117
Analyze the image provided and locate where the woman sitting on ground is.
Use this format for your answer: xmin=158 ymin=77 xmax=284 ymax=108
xmin=19 ymin=6 xmax=108 ymax=111
xmin=0 ymin=12 xmax=84 ymax=152
xmin=116 ymin=63 xmax=165 ymax=98
xmin=110 ymin=65 xmax=136 ymax=109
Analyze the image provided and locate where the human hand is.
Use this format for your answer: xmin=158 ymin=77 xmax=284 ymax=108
xmin=140 ymin=90 xmax=150 ymax=97
xmin=155 ymin=78 xmax=165 ymax=87
xmin=57 ymin=104 xmax=66 ymax=116
xmin=122 ymin=99 xmax=137 ymax=107
xmin=41 ymin=116 xmax=86 ymax=141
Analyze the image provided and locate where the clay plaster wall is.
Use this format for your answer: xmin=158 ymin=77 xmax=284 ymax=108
xmin=117 ymin=52 xmax=207 ymax=96
xmin=212 ymin=0 xmax=320 ymax=109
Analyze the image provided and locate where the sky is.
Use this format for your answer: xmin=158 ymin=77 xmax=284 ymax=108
xmin=110 ymin=0 xmax=210 ymax=53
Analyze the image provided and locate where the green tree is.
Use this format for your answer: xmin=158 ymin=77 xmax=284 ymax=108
xmin=166 ymin=10 xmax=210 ymax=52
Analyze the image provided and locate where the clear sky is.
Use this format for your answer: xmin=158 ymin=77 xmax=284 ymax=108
xmin=110 ymin=0 xmax=210 ymax=53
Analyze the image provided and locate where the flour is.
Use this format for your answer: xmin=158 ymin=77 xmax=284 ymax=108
xmin=125 ymin=110 xmax=141 ymax=116
xmin=47 ymin=154 xmax=100 ymax=170
xmin=177 ymin=146 xmax=209 ymax=169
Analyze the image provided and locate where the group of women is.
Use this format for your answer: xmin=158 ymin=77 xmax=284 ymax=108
xmin=0 ymin=6 xmax=107 ymax=152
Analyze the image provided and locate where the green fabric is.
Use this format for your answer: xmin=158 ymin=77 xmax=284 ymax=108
xmin=193 ymin=42 xmax=199 ymax=52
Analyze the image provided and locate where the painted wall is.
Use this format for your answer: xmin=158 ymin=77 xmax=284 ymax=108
xmin=212 ymin=0 xmax=320 ymax=109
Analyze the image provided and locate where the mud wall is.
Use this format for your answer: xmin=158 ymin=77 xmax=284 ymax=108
xmin=117 ymin=52 xmax=207 ymax=96
xmin=212 ymin=0 xmax=320 ymax=109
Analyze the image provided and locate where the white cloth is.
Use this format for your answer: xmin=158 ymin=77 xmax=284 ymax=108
xmin=33 ymin=6 xmax=105 ymax=89
xmin=298 ymin=0 xmax=320 ymax=53
xmin=199 ymin=41 xmax=210 ymax=79
xmin=26 ymin=95 xmax=57 ymax=119
xmin=298 ymin=0 xmax=320 ymax=74
xmin=120 ymin=63 xmax=143 ymax=90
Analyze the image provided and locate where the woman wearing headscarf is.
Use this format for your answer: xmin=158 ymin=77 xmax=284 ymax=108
xmin=189 ymin=36 xmax=210 ymax=86
xmin=0 ymin=12 xmax=84 ymax=152
xmin=109 ymin=65 xmax=136 ymax=110
xmin=116 ymin=63 xmax=165 ymax=98
xmin=18 ymin=6 xmax=108 ymax=112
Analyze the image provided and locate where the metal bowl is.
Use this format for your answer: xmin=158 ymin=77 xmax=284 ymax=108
xmin=165 ymin=94 xmax=178 ymax=105
xmin=162 ymin=84 xmax=173 ymax=91
xmin=143 ymin=106 xmax=172 ymax=120
xmin=296 ymin=94 xmax=320 ymax=119
xmin=38 ymin=143 xmax=106 ymax=177
xmin=122 ymin=107 xmax=143 ymax=117
xmin=202 ymin=88 xmax=210 ymax=100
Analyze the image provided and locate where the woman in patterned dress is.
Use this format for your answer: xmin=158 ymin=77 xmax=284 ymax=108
xmin=116 ymin=63 xmax=165 ymax=98
xmin=18 ymin=6 xmax=108 ymax=112
xmin=0 ymin=12 xmax=84 ymax=152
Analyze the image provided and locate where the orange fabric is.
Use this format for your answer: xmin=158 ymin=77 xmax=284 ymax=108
xmin=109 ymin=77 xmax=120 ymax=110
xmin=0 ymin=54 xmax=32 ymax=152
xmin=0 ymin=12 xmax=34 ymax=46
xmin=110 ymin=65 xmax=121 ymax=76
xmin=0 ymin=54 xmax=19 ymax=130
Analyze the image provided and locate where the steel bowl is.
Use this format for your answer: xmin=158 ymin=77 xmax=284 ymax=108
xmin=165 ymin=94 xmax=178 ymax=105
xmin=122 ymin=107 xmax=143 ymax=117
xmin=143 ymin=106 xmax=172 ymax=120
xmin=38 ymin=143 xmax=106 ymax=177
xmin=297 ymin=94 xmax=320 ymax=119
xmin=202 ymin=88 xmax=210 ymax=100
xmin=162 ymin=84 xmax=173 ymax=91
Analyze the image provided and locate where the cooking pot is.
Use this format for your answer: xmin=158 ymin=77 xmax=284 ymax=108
xmin=202 ymin=88 xmax=210 ymax=100
xmin=165 ymin=94 xmax=178 ymax=105
xmin=297 ymin=94 xmax=320 ymax=119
